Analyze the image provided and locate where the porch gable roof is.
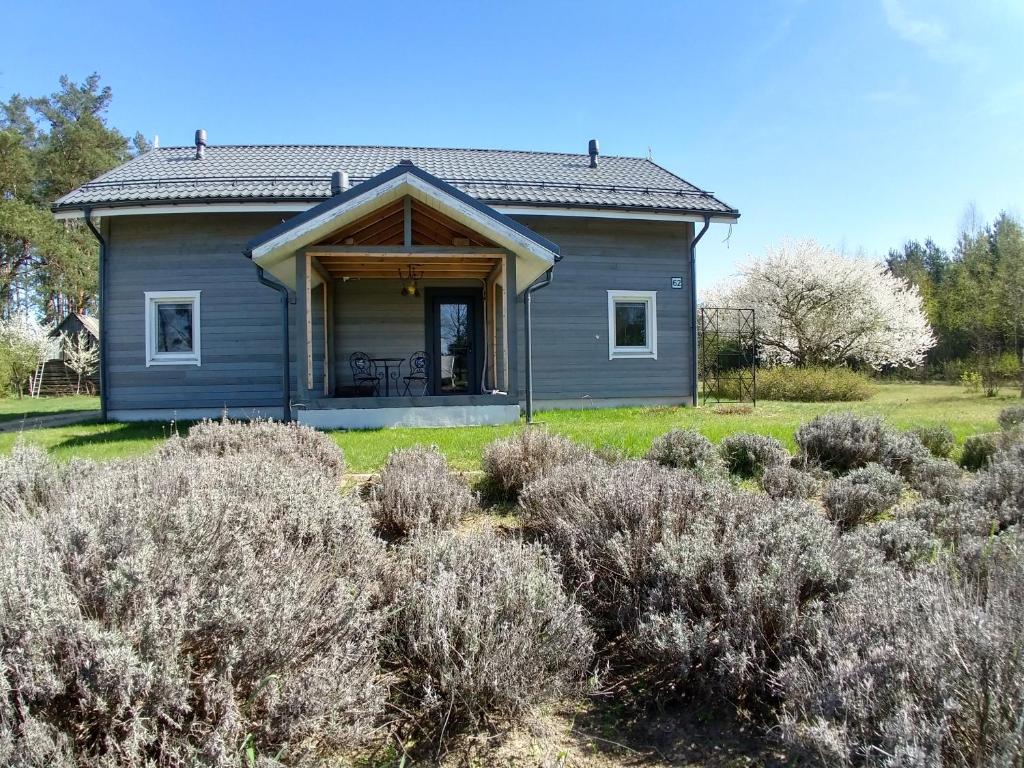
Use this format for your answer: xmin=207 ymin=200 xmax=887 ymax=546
xmin=245 ymin=162 xmax=559 ymax=292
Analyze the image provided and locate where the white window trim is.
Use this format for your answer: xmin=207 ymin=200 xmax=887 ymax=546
xmin=607 ymin=290 xmax=658 ymax=360
xmin=145 ymin=290 xmax=201 ymax=366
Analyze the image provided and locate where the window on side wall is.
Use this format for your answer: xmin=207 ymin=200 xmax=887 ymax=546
xmin=607 ymin=290 xmax=657 ymax=360
xmin=145 ymin=290 xmax=201 ymax=366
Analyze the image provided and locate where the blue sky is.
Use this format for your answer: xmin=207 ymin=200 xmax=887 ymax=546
xmin=3 ymin=0 xmax=1022 ymax=288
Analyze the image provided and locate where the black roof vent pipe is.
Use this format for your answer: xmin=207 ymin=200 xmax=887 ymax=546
xmin=195 ymin=129 xmax=207 ymax=160
xmin=588 ymin=138 xmax=599 ymax=168
xmin=330 ymin=170 xmax=349 ymax=195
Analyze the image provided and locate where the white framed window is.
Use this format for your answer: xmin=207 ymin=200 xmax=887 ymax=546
xmin=607 ymin=290 xmax=657 ymax=360
xmin=145 ymin=290 xmax=201 ymax=366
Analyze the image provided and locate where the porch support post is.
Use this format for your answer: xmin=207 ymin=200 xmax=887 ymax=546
xmin=324 ymin=281 xmax=334 ymax=396
xmin=504 ymin=254 xmax=519 ymax=402
xmin=310 ymin=256 xmax=334 ymax=397
xmin=294 ymin=253 xmax=313 ymax=400
xmin=485 ymin=262 xmax=501 ymax=391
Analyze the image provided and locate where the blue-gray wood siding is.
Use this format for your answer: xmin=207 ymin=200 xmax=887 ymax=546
xmin=106 ymin=214 xmax=291 ymax=411
xmin=511 ymin=216 xmax=694 ymax=402
xmin=104 ymin=212 xmax=693 ymax=411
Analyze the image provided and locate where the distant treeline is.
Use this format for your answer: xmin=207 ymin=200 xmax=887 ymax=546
xmin=885 ymin=212 xmax=1024 ymax=392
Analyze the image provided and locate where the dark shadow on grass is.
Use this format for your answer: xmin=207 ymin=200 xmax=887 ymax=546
xmin=0 ymin=406 xmax=101 ymax=424
xmin=50 ymin=420 xmax=195 ymax=453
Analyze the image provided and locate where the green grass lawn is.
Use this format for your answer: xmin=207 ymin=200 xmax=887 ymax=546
xmin=0 ymin=384 xmax=1018 ymax=471
xmin=0 ymin=394 xmax=100 ymax=423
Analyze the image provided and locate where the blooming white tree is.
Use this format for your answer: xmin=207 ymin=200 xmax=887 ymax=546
xmin=704 ymin=239 xmax=936 ymax=369
xmin=0 ymin=312 xmax=59 ymax=397
xmin=61 ymin=331 xmax=100 ymax=395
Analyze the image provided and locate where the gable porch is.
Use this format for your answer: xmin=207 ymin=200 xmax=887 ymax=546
xmin=246 ymin=162 xmax=558 ymax=428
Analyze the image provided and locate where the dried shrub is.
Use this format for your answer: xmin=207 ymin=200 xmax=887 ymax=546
xmin=161 ymin=417 xmax=346 ymax=483
xmin=519 ymin=460 xmax=715 ymax=635
xmin=795 ymin=413 xmax=890 ymax=473
xmin=369 ymin=446 xmax=476 ymax=539
xmin=998 ymin=404 xmax=1024 ymax=431
xmin=822 ymin=463 xmax=904 ymax=529
xmin=757 ymin=365 xmax=874 ymax=402
xmin=521 ymin=460 xmax=848 ymax=700
xmin=0 ymin=448 xmax=384 ymax=766
xmin=645 ymin=428 xmax=720 ymax=473
xmin=963 ymin=442 xmax=1024 ymax=533
xmin=481 ymin=428 xmax=596 ymax=501
xmin=384 ymin=529 xmax=594 ymax=730
xmin=632 ymin=494 xmax=845 ymax=699
xmin=959 ymin=433 xmax=998 ymax=471
xmin=905 ymin=498 xmax=995 ymax=548
xmin=759 ymin=464 xmax=821 ymax=500
xmin=909 ymin=425 xmax=956 ymax=459
xmin=876 ymin=431 xmax=932 ymax=483
xmin=718 ymin=432 xmax=790 ymax=478
xmin=843 ymin=516 xmax=939 ymax=571
xmin=905 ymin=455 xmax=964 ymax=503
xmin=0 ymin=442 xmax=63 ymax=515
xmin=776 ymin=557 xmax=1024 ymax=767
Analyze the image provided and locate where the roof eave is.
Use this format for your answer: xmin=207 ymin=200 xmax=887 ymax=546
xmin=54 ymin=197 xmax=739 ymax=221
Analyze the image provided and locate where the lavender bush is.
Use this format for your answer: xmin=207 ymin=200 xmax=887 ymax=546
xmin=904 ymin=455 xmax=964 ymax=503
xmin=519 ymin=460 xmax=715 ymax=634
xmin=384 ymin=529 xmax=594 ymax=730
xmin=0 ymin=441 xmax=384 ymax=767
xmin=759 ymin=464 xmax=821 ymax=500
xmin=633 ymin=493 xmax=845 ymax=699
xmin=795 ymin=413 xmax=891 ymax=473
xmin=161 ymin=417 xmax=346 ymax=483
xmin=998 ymin=405 xmax=1024 ymax=431
xmin=521 ymin=460 xmax=848 ymax=699
xmin=960 ymin=432 xmax=998 ymax=470
xmin=369 ymin=445 xmax=476 ymax=539
xmin=843 ymin=516 xmax=939 ymax=571
xmin=910 ymin=424 xmax=956 ymax=459
xmin=646 ymin=428 xmax=721 ymax=474
xmin=822 ymin=463 xmax=904 ymax=529
xmin=718 ymin=432 xmax=790 ymax=478
xmin=777 ymin=556 xmax=1024 ymax=766
xmin=481 ymin=428 xmax=596 ymax=501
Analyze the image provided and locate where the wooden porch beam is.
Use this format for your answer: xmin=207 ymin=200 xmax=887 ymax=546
xmin=324 ymin=270 xmax=494 ymax=279
xmin=305 ymin=246 xmax=510 ymax=257
xmin=403 ymin=196 xmax=412 ymax=247
xmin=309 ymin=255 xmax=331 ymax=283
xmin=315 ymin=259 xmax=499 ymax=268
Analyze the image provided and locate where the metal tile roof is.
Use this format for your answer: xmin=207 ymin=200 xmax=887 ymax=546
xmin=53 ymin=144 xmax=738 ymax=217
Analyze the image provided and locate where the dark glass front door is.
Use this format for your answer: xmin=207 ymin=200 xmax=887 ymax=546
xmin=427 ymin=290 xmax=482 ymax=395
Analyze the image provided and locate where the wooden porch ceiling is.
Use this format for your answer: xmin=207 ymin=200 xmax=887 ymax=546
xmin=307 ymin=247 xmax=503 ymax=279
xmin=306 ymin=195 xmax=506 ymax=280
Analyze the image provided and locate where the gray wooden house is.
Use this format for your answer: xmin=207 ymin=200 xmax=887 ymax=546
xmin=52 ymin=134 xmax=738 ymax=428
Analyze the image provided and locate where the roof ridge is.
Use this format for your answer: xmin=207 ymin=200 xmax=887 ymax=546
xmin=146 ymin=143 xmax=653 ymax=162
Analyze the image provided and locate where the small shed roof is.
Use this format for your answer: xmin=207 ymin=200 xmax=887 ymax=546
xmin=52 ymin=312 xmax=100 ymax=339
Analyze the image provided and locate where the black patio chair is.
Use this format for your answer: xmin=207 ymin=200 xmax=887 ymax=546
xmin=349 ymin=351 xmax=381 ymax=396
xmin=402 ymin=350 xmax=430 ymax=396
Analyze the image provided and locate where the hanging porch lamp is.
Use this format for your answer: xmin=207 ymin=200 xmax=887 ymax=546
xmin=398 ymin=264 xmax=422 ymax=297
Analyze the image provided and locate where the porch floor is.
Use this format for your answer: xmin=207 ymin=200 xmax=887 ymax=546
xmin=297 ymin=394 xmax=520 ymax=429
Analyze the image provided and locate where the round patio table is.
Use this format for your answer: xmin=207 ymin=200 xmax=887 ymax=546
xmin=370 ymin=357 xmax=404 ymax=397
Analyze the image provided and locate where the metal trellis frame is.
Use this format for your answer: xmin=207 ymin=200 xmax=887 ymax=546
xmin=699 ymin=307 xmax=757 ymax=405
